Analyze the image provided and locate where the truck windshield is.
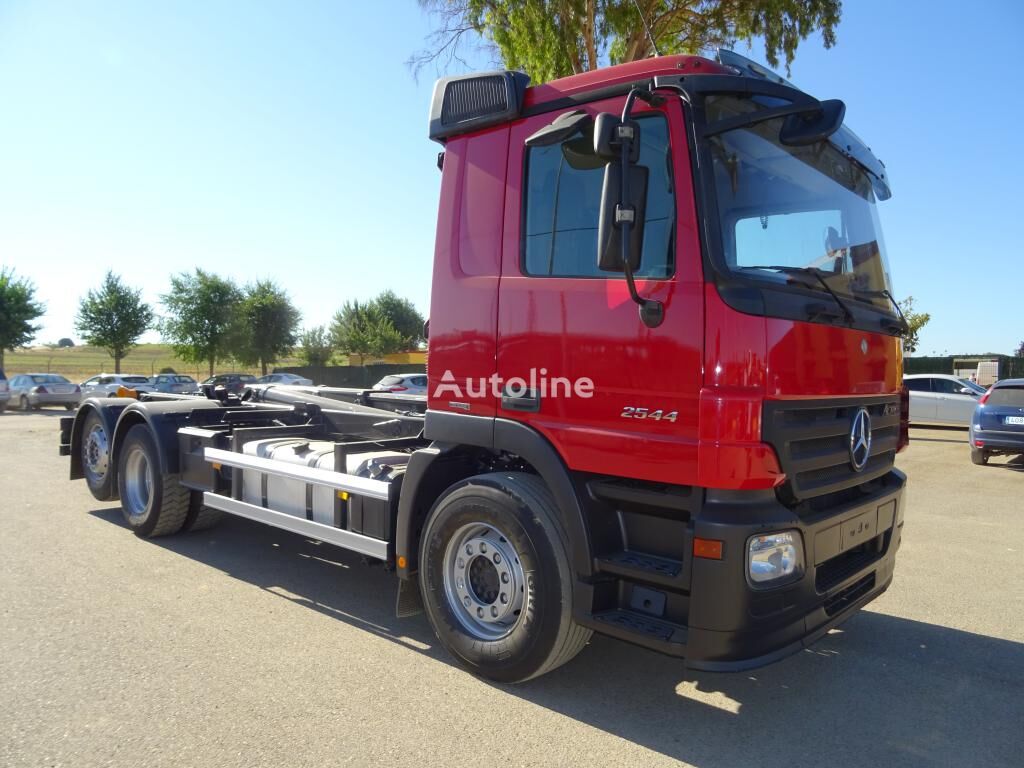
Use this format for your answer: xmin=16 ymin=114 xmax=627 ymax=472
xmin=706 ymin=96 xmax=894 ymax=312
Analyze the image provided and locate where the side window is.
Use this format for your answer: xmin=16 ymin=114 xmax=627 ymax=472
xmin=523 ymin=113 xmax=674 ymax=278
xmin=904 ymin=379 xmax=929 ymax=392
xmin=931 ymin=379 xmax=959 ymax=395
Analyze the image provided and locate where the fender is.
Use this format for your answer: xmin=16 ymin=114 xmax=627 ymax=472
xmin=69 ymin=397 xmax=136 ymax=480
xmin=400 ymin=411 xmax=594 ymax=581
xmin=111 ymin=400 xmax=224 ymax=478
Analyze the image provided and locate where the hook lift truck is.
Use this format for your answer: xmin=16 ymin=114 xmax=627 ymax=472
xmin=59 ymin=50 xmax=909 ymax=682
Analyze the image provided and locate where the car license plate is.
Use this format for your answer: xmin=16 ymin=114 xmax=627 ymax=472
xmin=1005 ymin=416 xmax=1024 ymax=425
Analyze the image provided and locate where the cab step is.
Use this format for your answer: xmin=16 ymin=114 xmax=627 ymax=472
xmin=595 ymin=550 xmax=684 ymax=587
xmin=585 ymin=609 xmax=688 ymax=656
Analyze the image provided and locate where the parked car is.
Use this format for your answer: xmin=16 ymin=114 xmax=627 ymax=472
xmin=0 ymin=368 xmax=10 ymax=412
xmin=372 ymin=373 xmax=428 ymax=394
xmin=150 ymin=374 xmax=199 ymax=394
xmin=969 ymin=378 xmax=1024 ymax=465
xmin=8 ymin=373 xmax=81 ymax=410
xmin=200 ymin=373 xmax=257 ymax=396
xmin=903 ymin=374 xmax=985 ymax=426
xmin=255 ymin=372 xmax=314 ymax=386
xmin=80 ymin=374 xmax=156 ymax=397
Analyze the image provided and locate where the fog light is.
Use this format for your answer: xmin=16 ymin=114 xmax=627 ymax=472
xmin=747 ymin=531 xmax=803 ymax=585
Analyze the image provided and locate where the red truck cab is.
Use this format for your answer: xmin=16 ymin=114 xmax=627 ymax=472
xmin=421 ymin=51 xmax=907 ymax=670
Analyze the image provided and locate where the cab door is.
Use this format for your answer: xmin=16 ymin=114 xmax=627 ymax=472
xmin=497 ymin=96 xmax=703 ymax=486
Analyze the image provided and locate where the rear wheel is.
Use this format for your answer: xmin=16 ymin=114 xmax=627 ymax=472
xmin=182 ymin=495 xmax=224 ymax=532
xmin=419 ymin=472 xmax=591 ymax=683
xmin=116 ymin=424 xmax=189 ymax=538
xmin=20 ymin=396 xmax=30 ymax=412
xmin=81 ymin=410 xmax=117 ymax=501
xmin=971 ymin=448 xmax=989 ymax=466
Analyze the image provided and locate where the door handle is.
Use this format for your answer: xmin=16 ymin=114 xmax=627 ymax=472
xmin=501 ymin=386 xmax=540 ymax=413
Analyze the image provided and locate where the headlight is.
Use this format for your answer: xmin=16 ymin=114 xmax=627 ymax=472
xmin=747 ymin=531 xmax=803 ymax=586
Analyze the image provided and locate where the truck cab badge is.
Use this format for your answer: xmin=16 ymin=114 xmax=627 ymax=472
xmin=849 ymin=407 xmax=872 ymax=471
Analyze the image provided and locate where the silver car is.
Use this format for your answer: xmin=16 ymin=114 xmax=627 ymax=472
xmin=8 ymin=373 xmax=81 ymax=410
xmin=255 ymin=372 xmax=314 ymax=386
xmin=0 ymin=368 xmax=10 ymax=412
xmin=150 ymin=374 xmax=199 ymax=394
xmin=372 ymin=373 xmax=428 ymax=395
xmin=904 ymin=374 xmax=986 ymax=426
xmin=80 ymin=374 xmax=156 ymax=397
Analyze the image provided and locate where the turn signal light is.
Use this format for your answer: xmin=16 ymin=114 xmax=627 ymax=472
xmin=693 ymin=537 xmax=724 ymax=560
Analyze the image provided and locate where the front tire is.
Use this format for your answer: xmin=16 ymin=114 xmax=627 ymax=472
xmin=971 ymin=448 xmax=989 ymax=465
xmin=116 ymin=424 xmax=189 ymax=538
xmin=419 ymin=472 xmax=591 ymax=683
xmin=20 ymin=396 xmax=30 ymax=412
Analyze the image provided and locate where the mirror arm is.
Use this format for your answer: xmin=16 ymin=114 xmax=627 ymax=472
xmin=619 ymin=89 xmax=664 ymax=329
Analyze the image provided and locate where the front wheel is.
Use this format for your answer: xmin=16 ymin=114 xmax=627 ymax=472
xmin=419 ymin=472 xmax=591 ymax=683
xmin=116 ymin=424 xmax=190 ymax=538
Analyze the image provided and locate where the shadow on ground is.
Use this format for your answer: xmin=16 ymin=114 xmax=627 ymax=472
xmin=90 ymin=508 xmax=1024 ymax=768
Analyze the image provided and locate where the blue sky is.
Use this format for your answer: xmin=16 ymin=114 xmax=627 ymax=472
xmin=1 ymin=1 xmax=1021 ymax=358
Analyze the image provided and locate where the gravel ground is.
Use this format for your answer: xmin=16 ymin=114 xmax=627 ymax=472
xmin=1 ymin=410 xmax=1021 ymax=768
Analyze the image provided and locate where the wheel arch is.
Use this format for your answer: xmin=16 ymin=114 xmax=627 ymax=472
xmin=396 ymin=413 xmax=593 ymax=582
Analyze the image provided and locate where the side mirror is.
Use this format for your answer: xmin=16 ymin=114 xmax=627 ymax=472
xmin=593 ymin=113 xmax=640 ymax=163
xmin=597 ymin=162 xmax=648 ymax=272
xmin=959 ymin=387 xmax=977 ymax=396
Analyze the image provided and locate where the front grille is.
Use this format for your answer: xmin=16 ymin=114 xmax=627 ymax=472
xmin=815 ymin=535 xmax=885 ymax=592
xmin=763 ymin=396 xmax=900 ymax=505
xmin=823 ymin=573 xmax=875 ymax=617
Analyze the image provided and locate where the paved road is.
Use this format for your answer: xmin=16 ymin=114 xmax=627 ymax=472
xmin=2 ymin=411 xmax=1022 ymax=768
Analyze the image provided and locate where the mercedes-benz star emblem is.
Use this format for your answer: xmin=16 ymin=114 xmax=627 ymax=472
xmin=849 ymin=407 xmax=872 ymax=471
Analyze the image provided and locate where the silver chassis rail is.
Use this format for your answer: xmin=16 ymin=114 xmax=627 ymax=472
xmin=201 ymin=447 xmax=392 ymax=560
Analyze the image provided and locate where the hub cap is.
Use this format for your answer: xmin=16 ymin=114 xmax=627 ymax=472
xmin=83 ymin=423 xmax=109 ymax=480
xmin=122 ymin=446 xmax=153 ymax=521
xmin=443 ymin=523 xmax=527 ymax=640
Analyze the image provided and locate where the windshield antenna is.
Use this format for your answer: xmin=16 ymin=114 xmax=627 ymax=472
xmin=631 ymin=0 xmax=661 ymax=57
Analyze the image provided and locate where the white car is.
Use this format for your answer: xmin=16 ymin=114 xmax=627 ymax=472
xmin=255 ymin=373 xmax=314 ymax=386
xmin=904 ymin=374 xmax=986 ymax=426
xmin=80 ymin=374 xmax=156 ymax=397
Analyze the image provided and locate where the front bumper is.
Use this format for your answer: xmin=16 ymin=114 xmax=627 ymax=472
xmin=684 ymin=469 xmax=905 ymax=670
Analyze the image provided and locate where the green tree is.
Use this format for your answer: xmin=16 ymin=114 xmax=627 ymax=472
xmin=372 ymin=290 xmax=426 ymax=348
xmin=74 ymin=271 xmax=154 ymax=373
xmin=898 ymin=296 xmax=930 ymax=355
xmin=298 ymin=325 xmax=335 ymax=368
xmin=0 ymin=268 xmax=45 ymax=369
xmin=330 ymin=301 xmax=405 ymax=366
xmin=57 ymin=337 xmax=75 ymax=348
xmin=1015 ymin=340 xmax=1024 ymax=357
xmin=230 ymin=280 xmax=301 ymax=376
xmin=413 ymin=0 xmax=841 ymax=82
xmin=160 ymin=270 xmax=242 ymax=377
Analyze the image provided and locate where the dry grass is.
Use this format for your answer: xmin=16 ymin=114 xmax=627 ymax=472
xmin=2 ymin=344 xmax=305 ymax=381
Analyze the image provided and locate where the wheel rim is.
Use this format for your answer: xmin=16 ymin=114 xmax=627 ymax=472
xmin=443 ymin=522 xmax=527 ymax=641
xmin=122 ymin=445 xmax=153 ymax=521
xmin=83 ymin=423 xmax=109 ymax=481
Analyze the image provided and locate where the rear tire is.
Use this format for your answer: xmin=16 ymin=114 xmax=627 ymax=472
xmin=116 ymin=424 xmax=189 ymax=538
xmin=81 ymin=410 xmax=117 ymax=501
xmin=971 ymin=448 xmax=989 ymax=466
xmin=20 ymin=396 xmax=30 ymax=412
xmin=419 ymin=472 xmax=591 ymax=683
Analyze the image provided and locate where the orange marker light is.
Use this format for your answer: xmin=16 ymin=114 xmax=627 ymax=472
xmin=397 ymin=555 xmax=407 ymax=569
xmin=693 ymin=537 xmax=724 ymax=560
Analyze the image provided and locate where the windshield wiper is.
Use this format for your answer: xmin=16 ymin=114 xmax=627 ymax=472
xmin=849 ymin=287 xmax=910 ymax=335
xmin=738 ymin=265 xmax=855 ymax=324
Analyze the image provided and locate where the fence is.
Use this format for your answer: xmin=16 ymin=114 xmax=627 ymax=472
xmin=274 ymin=363 xmax=426 ymax=388
xmin=905 ymin=355 xmax=1024 ymax=379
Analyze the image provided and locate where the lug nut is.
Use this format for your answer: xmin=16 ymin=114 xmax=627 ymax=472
xmin=493 ymin=553 xmax=501 ymax=564
xmin=477 ymin=607 xmax=484 ymax=618
xmin=491 ymin=606 xmax=498 ymax=617
xmin=501 ymin=572 xmax=509 ymax=584
xmin=480 ymin=542 xmax=488 ymax=554
xmin=500 ymin=593 xmax=508 ymax=604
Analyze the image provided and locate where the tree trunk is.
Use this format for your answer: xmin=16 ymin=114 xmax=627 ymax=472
xmin=0 ymin=349 xmax=4 ymax=369
xmin=261 ymin=359 xmax=268 ymax=376
xmin=209 ymin=358 xmax=215 ymax=378
xmin=114 ymin=351 xmax=122 ymax=374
